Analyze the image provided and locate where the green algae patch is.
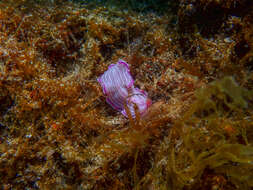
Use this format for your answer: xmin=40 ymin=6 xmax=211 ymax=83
xmin=193 ymin=77 xmax=252 ymax=117
xmin=142 ymin=77 xmax=253 ymax=190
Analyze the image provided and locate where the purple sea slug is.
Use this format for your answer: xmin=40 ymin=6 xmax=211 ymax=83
xmin=98 ymin=59 xmax=152 ymax=118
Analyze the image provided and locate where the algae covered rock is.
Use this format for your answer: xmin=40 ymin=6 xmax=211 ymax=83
xmin=0 ymin=0 xmax=253 ymax=189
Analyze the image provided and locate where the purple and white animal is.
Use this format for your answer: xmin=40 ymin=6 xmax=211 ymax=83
xmin=98 ymin=59 xmax=152 ymax=118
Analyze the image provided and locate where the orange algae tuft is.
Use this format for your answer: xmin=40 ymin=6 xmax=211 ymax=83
xmin=0 ymin=0 xmax=253 ymax=189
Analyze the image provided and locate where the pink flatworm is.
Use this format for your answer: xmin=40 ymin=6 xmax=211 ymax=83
xmin=98 ymin=59 xmax=152 ymax=118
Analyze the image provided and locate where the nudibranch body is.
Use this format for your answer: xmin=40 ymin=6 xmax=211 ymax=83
xmin=98 ymin=60 xmax=151 ymax=118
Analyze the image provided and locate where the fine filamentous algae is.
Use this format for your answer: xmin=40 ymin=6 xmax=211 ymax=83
xmin=0 ymin=0 xmax=253 ymax=189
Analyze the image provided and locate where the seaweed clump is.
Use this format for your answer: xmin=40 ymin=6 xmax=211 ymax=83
xmin=140 ymin=77 xmax=253 ymax=189
xmin=0 ymin=0 xmax=253 ymax=189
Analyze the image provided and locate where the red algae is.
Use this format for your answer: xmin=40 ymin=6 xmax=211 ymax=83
xmin=0 ymin=0 xmax=253 ymax=189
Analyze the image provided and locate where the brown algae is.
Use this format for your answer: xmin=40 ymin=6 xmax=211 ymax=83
xmin=0 ymin=0 xmax=253 ymax=189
